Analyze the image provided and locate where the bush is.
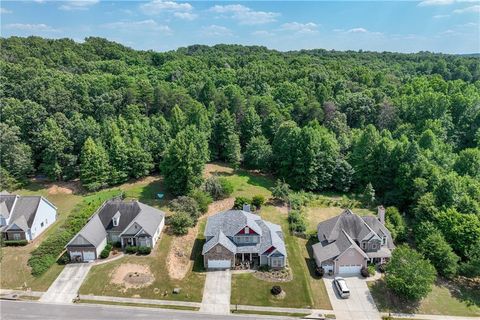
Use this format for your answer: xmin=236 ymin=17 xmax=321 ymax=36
xmin=378 ymin=263 xmax=387 ymax=273
xmin=288 ymin=210 xmax=307 ymax=233
xmin=251 ymin=195 xmax=265 ymax=209
xmin=169 ymin=196 xmax=200 ymax=221
xmin=361 ymin=266 xmax=370 ymax=277
xmin=315 ymin=266 xmax=325 ymax=278
xmin=189 ymin=188 xmax=212 ymax=214
xmin=271 ymin=285 xmax=282 ymax=295
xmin=137 ymin=246 xmax=151 ymax=255
xmin=368 ymin=264 xmax=376 ymax=276
xmin=3 ymin=240 xmax=28 ymax=246
xmin=125 ymin=246 xmax=138 ymax=254
xmin=234 ymin=196 xmax=251 ymax=210
xmin=100 ymin=248 xmax=110 ymax=259
xmin=57 ymin=251 xmax=70 ymax=265
xmin=169 ymin=211 xmax=194 ymax=235
xmin=259 ymin=265 xmax=271 ymax=272
xmin=271 ymin=179 xmax=290 ymax=203
xmin=203 ymin=176 xmax=233 ymax=200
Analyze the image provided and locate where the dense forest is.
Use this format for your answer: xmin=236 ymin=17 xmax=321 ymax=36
xmin=1 ymin=36 xmax=479 ymax=278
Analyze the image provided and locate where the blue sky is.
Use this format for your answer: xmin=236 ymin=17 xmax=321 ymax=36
xmin=1 ymin=0 xmax=479 ymax=53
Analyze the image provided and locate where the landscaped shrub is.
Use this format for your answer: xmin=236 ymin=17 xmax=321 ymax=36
xmin=100 ymin=244 xmax=113 ymax=259
xmin=57 ymin=251 xmax=70 ymax=265
xmin=368 ymin=264 xmax=376 ymax=276
xmin=137 ymin=246 xmax=151 ymax=255
xmin=3 ymin=240 xmax=28 ymax=246
xmin=378 ymin=263 xmax=387 ymax=273
xmin=125 ymin=246 xmax=138 ymax=254
xmin=189 ymin=188 xmax=212 ymax=214
xmin=259 ymin=265 xmax=271 ymax=272
xmin=28 ymin=192 xmax=121 ymax=276
xmin=288 ymin=209 xmax=307 ymax=233
xmin=271 ymin=285 xmax=282 ymax=295
xmin=203 ymin=176 xmax=233 ymax=200
xmin=169 ymin=211 xmax=194 ymax=235
xmin=251 ymin=195 xmax=265 ymax=209
xmin=233 ymin=196 xmax=251 ymax=210
xmin=361 ymin=266 xmax=371 ymax=277
xmin=315 ymin=266 xmax=325 ymax=278
xmin=271 ymin=179 xmax=290 ymax=203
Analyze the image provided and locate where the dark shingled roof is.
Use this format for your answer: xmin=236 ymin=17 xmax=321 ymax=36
xmin=97 ymin=200 xmax=142 ymax=232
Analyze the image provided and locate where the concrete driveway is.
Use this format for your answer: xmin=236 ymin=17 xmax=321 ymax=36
xmin=40 ymin=263 xmax=92 ymax=304
xmin=324 ymin=276 xmax=380 ymax=320
xmin=200 ymin=269 xmax=231 ymax=315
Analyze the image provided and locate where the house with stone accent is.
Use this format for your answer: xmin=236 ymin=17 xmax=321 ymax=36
xmin=0 ymin=191 xmax=57 ymax=242
xmin=202 ymin=209 xmax=287 ymax=270
xmin=66 ymin=199 xmax=165 ymax=262
xmin=312 ymin=207 xmax=394 ymax=275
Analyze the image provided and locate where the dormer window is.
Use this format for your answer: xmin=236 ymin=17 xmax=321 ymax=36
xmin=245 ymin=227 xmax=250 ymax=234
xmin=112 ymin=211 xmax=121 ymax=227
xmin=382 ymin=236 xmax=387 ymax=245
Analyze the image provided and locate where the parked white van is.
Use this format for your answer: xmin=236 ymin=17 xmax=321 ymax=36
xmin=333 ymin=277 xmax=350 ymax=299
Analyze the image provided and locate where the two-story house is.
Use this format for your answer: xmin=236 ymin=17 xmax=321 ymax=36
xmin=0 ymin=191 xmax=57 ymax=242
xmin=66 ymin=199 xmax=165 ymax=262
xmin=312 ymin=207 xmax=394 ymax=275
xmin=202 ymin=209 xmax=287 ymax=270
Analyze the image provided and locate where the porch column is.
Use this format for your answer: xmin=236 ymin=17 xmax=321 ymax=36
xmin=250 ymin=253 xmax=252 ymax=260
xmin=242 ymin=253 xmax=244 ymax=261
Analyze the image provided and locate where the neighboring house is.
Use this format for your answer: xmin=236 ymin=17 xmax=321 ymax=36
xmin=312 ymin=207 xmax=394 ymax=275
xmin=0 ymin=191 xmax=57 ymax=242
xmin=66 ymin=199 xmax=165 ymax=262
xmin=202 ymin=209 xmax=287 ymax=270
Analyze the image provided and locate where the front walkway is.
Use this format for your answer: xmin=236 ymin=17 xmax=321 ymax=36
xmin=200 ymin=269 xmax=231 ymax=315
xmin=324 ymin=275 xmax=381 ymax=320
xmin=40 ymin=263 xmax=92 ymax=304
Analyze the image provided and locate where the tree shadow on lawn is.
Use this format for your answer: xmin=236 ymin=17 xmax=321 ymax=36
xmin=136 ymin=177 xmax=172 ymax=208
xmin=304 ymin=237 xmax=322 ymax=280
xmin=369 ymin=279 xmax=420 ymax=314
xmin=443 ymin=277 xmax=480 ymax=308
xmin=191 ymin=238 xmax=206 ymax=273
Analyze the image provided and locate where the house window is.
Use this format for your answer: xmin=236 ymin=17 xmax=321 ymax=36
xmin=13 ymin=233 xmax=21 ymax=240
xmin=372 ymin=243 xmax=377 ymax=249
xmin=41 ymin=222 xmax=44 ymax=227
xmin=362 ymin=242 xmax=366 ymax=249
xmin=216 ymin=246 xmax=222 ymax=253
xmin=245 ymin=227 xmax=250 ymax=234
xmin=382 ymin=236 xmax=386 ymax=245
xmin=245 ymin=236 xmax=250 ymax=243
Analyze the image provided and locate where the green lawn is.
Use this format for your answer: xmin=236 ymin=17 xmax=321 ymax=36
xmin=369 ymin=279 xmax=480 ymax=317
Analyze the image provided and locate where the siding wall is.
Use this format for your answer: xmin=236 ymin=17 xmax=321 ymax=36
xmin=203 ymin=244 xmax=234 ymax=268
xmin=335 ymin=247 xmax=367 ymax=273
xmin=30 ymin=199 xmax=57 ymax=240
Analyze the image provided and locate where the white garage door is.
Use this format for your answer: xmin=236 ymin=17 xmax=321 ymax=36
xmin=322 ymin=264 xmax=334 ymax=273
xmin=339 ymin=264 xmax=362 ymax=274
xmin=69 ymin=251 xmax=82 ymax=261
xmin=82 ymin=251 xmax=96 ymax=261
xmin=208 ymin=260 xmax=231 ymax=269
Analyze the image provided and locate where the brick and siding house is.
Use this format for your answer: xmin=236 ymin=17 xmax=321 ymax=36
xmin=66 ymin=199 xmax=165 ymax=262
xmin=202 ymin=210 xmax=287 ymax=269
xmin=312 ymin=207 xmax=394 ymax=275
xmin=0 ymin=191 xmax=57 ymax=242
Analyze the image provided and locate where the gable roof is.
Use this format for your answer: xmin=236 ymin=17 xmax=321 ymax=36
xmin=66 ymin=214 xmax=107 ymax=248
xmin=120 ymin=202 xmax=165 ymax=237
xmin=362 ymin=216 xmax=395 ymax=250
xmin=203 ymin=210 xmax=287 ymax=257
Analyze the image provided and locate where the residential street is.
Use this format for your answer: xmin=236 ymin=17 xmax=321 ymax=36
xmin=324 ymin=276 xmax=381 ymax=320
xmin=0 ymin=300 xmax=293 ymax=320
xmin=40 ymin=263 xmax=92 ymax=303
xmin=200 ymin=269 xmax=232 ymax=314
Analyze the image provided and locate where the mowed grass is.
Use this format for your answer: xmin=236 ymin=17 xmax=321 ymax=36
xmin=369 ymin=279 xmax=480 ymax=317
xmin=79 ymin=229 xmax=206 ymax=302
xmin=231 ymin=205 xmax=331 ymax=309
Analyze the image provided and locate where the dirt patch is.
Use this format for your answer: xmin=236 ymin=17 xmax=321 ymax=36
xmin=204 ymin=163 xmax=234 ymax=178
xmin=111 ymin=263 xmax=154 ymax=290
xmin=166 ymin=197 xmax=234 ymax=280
xmin=46 ymin=181 xmax=81 ymax=195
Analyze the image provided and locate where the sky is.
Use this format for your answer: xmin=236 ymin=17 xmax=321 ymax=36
xmin=1 ymin=0 xmax=479 ymax=54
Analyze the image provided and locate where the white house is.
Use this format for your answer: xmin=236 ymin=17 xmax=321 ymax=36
xmin=0 ymin=191 xmax=57 ymax=241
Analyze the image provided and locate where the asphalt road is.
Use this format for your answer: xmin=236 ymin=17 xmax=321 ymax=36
xmin=0 ymin=300 xmax=293 ymax=320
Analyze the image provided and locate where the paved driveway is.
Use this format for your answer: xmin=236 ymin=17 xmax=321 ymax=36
xmin=40 ymin=263 xmax=92 ymax=304
xmin=200 ymin=269 xmax=231 ymax=315
xmin=324 ymin=276 xmax=380 ymax=320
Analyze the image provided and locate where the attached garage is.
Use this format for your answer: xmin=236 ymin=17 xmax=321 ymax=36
xmin=207 ymin=259 xmax=231 ymax=269
xmin=69 ymin=249 xmax=96 ymax=262
xmin=338 ymin=264 xmax=362 ymax=274
xmin=65 ymin=215 xmax=107 ymax=263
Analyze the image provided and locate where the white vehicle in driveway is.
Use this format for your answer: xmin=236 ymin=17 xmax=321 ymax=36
xmin=333 ymin=276 xmax=350 ymax=298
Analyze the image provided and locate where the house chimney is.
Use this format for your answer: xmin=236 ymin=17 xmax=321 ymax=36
xmin=377 ymin=205 xmax=385 ymax=225
xmin=243 ymin=204 xmax=251 ymax=212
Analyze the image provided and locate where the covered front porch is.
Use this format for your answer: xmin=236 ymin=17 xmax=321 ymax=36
xmin=235 ymin=252 xmax=259 ymax=269
xmin=367 ymin=247 xmax=391 ymax=264
xmin=120 ymin=235 xmax=152 ymax=248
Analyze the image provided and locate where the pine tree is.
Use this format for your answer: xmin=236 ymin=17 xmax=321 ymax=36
xmin=80 ymin=137 xmax=110 ymax=191
xmin=170 ymin=105 xmax=186 ymax=137
xmin=240 ymin=106 xmax=262 ymax=147
xmin=127 ymin=137 xmax=154 ymax=179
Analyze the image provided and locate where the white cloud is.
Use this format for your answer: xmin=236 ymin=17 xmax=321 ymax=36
xmin=0 ymin=8 xmax=12 ymax=14
xmin=454 ymin=5 xmax=480 ymax=13
xmin=201 ymin=25 xmax=232 ymax=37
xmin=4 ymin=23 xmax=58 ymax=32
xmin=433 ymin=14 xmax=451 ymax=18
xmin=252 ymin=30 xmax=275 ymax=37
xmin=347 ymin=27 xmax=368 ymax=33
xmin=103 ymin=20 xmax=171 ymax=33
xmin=59 ymin=0 xmax=99 ymax=11
xmin=418 ymin=0 xmax=455 ymax=6
xmin=280 ymin=22 xmax=318 ymax=34
xmin=140 ymin=0 xmax=193 ymax=15
xmin=33 ymin=0 xmax=46 ymax=3
xmin=174 ymin=12 xmax=197 ymax=20
xmin=209 ymin=4 xmax=279 ymax=25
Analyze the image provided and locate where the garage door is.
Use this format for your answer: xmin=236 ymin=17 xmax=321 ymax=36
xmin=322 ymin=264 xmax=334 ymax=273
xmin=82 ymin=251 xmax=96 ymax=261
xmin=339 ymin=264 xmax=362 ymax=274
xmin=69 ymin=251 xmax=83 ymax=262
xmin=208 ymin=260 xmax=231 ymax=269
